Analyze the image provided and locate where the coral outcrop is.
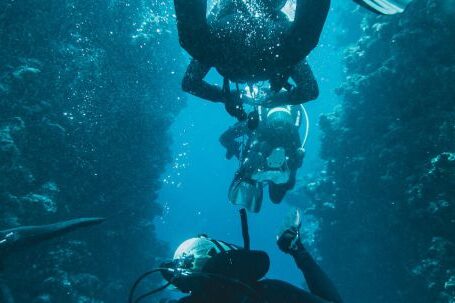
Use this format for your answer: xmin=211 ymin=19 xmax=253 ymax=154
xmin=0 ymin=0 xmax=185 ymax=302
xmin=300 ymin=1 xmax=455 ymax=302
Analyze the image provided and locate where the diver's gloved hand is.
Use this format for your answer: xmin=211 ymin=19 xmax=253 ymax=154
xmin=277 ymin=226 xmax=303 ymax=254
xmin=224 ymin=93 xmax=247 ymax=121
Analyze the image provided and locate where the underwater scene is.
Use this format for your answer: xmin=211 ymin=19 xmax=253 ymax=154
xmin=1 ymin=0 xmax=454 ymax=302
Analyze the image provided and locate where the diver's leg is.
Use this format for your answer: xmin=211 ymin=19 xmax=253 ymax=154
xmin=174 ymin=0 xmax=211 ymax=61
xmin=268 ymin=170 xmax=296 ymax=203
xmin=287 ymin=0 xmax=330 ymax=61
xmin=268 ymin=167 xmax=294 ymax=204
xmin=269 ymin=183 xmax=288 ymax=204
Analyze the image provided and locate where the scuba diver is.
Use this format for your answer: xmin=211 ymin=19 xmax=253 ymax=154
xmin=175 ymin=0 xmax=326 ymax=120
xmin=221 ymin=104 xmax=308 ymax=212
xmin=128 ymin=209 xmax=343 ymax=303
xmin=174 ymin=0 xmax=414 ymax=120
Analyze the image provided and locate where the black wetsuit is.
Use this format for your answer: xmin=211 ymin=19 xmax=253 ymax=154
xmin=174 ymin=244 xmax=343 ymax=303
xmin=175 ymin=0 xmax=330 ymax=82
xmin=174 ymin=0 xmax=329 ymax=114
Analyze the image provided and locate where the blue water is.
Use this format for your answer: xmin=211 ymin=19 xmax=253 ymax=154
xmin=156 ymin=4 xmax=345 ymax=288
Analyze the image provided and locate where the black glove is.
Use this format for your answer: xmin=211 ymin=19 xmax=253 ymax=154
xmin=277 ymin=227 xmax=303 ymax=254
xmin=224 ymin=93 xmax=247 ymax=121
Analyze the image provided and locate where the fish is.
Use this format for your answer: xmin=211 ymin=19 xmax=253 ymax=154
xmin=0 ymin=217 xmax=105 ymax=261
xmin=0 ymin=217 xmax=105 ymax=303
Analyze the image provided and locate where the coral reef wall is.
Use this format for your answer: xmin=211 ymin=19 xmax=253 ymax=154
xmin=303 ymin=1 xmax=455 ymax=303
xmin=0 ymin=0 xmax=185 ymax=302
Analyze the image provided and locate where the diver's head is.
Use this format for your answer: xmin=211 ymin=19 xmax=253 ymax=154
xmin=258 ymin=0 xmax=288 ymax=11
xmin=266 ymin=106 xmax=294 ymax=130
xmin=161 ymin=235 xmax=270 ymax=293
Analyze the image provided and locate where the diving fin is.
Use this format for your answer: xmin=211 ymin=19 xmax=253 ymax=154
xmin=354 ymin=0 xmax=413 ymax=15
xmin=0 ymin=217 xmax=105 ymax=257
xmin=228 ymin=177 xmax=263 ymax=213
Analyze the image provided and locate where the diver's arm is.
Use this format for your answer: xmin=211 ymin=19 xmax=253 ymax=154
xmin=291 ymin=244 xmax=343 ymax=303
xmin=290 ymin=60 xmax=319 ymax=102
xmin=288 ymin=0 xmax=331 ymax=60
xmin=264 ymin=60 xmax=319 ymax=106
xmin=174 ymin=0 xmax=211 ymax=60
xmin=182 ymin=59 xmax=225 ymax=103
xmin=278 ymin=229 xmax=343 ymax=303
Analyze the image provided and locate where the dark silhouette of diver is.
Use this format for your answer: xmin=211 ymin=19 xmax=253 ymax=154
xmin=174 ymin=0 xmax=327 ymax=120
xmin=128 ymin=210 xmax=343 ymax=303
xmin=174 ymin=0 xmax=414 ymax=120
xmin=221 ymin=105 xmax=307 ymax=212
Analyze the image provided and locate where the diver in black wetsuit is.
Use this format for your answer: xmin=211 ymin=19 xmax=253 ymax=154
xmin=174 ymin=0 xmax=413 ymax=120
xmin=129 ymin=222 xmax=343 ymax=303
xmin=175 ymin=0 xmax=327 ymax=120
xmin=221 ymin=105 xmax=306 ymax=212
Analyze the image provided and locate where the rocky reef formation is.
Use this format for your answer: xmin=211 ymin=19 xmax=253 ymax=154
xmin=301 ymin=1 xmax=455 ymax=303
xmin=0 ymin=0 xmax=185 ymax=302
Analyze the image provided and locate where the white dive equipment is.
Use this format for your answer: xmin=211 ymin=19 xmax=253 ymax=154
xmin=267 ymin=147 xmax=286 ymax=169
